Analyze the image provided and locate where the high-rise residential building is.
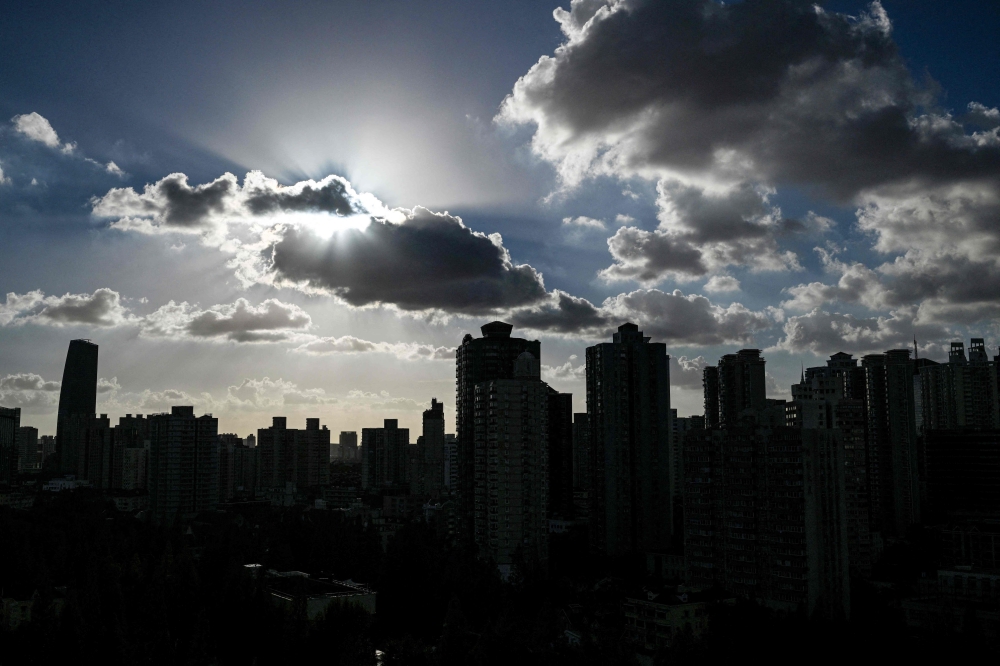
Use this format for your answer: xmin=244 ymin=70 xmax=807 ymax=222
xmin=257 ymin=418 xmax=332 ymax=493
xmin=112 ymin=414 xmax=149 ymax=489
xmin=863 ymin=349 xmax=920 ymax=538
xmin=232 ymin=442 xmax=258 ymax=498
xmin=787 ymin=354 xmax=872 ymax=577
xmin=586 ymin=323 xmax=673 ymax=556
xmin=120 ymin=446 xmax=147 ymax=490
xmin=56 ymin=339 xmax=98 ymax=474
xmin=704 ymin=350 xmax=767 ymax=427
xmin=547 ymin=389 xmax=574 ymax=520
xmin=148 ymin=406 xmax=219 ymax=523
xmin=339 ymin=431 xmax=358 ymax=461
xmin=245 ymin=433 xmax=256 ymax=448
xmin=683 ymin=420 xmax=851 ymax=619
xmin=416 ymin=399 xmax=446 ymax=497
xmin=361 ymin=419 xmax=410 ymax=490
xmin=918 ymin=339 xmax=1000 ymax=431
xmin=473 ymin=352 xmax=550 ymax=572
xmin=571 ymin=413 xmax=590 ymax=492
xmin=0 ymin=407 xmax=20 ymax=484
xmin=38 ymin=435 xmax=56 ymax=466
xmin=60 ymin=413 xmax=113 ymax=487
xmin=16 ymin=426 xmax=38 ymax=472
xmin=456 ymin=322 xmax=540 ymax=540
xmin=444 ymin=434 xmax=458 ymax=491
xmin=702 ymin=367 xmax=720 ymax=428
xmin=218 ymin=433 xmax=243 ymax=502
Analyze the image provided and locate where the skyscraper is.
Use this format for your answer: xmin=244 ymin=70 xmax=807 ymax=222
xmin=571 ymin=413 xmax=590 ymax=492
xmin=711 ymin=349 xmax=767 ymax=427
xmin=16 ymin=426 xmax=38 ymax=472
xmin=863 ymin=349 xmax=920 ymax=538
xmin=339 ymin=431 xmax=358 ymax=462
xmin=361 ymin=419 xmax=410 ymax=490
xmin=547 ymin=389 xmax=574 ymax=520
xmin=0 ymin=407 xmax=20 ymax=485
xmin=56 ymin=339 xmax=99 ymax=474
xmin=586 ymin=322 xmax=672 ymax=556
xmin=258 ymin=417 xmax=332 ymax=494
xmin=417 ymin=399 xmax=446 ymax=497
xmin=473 ymin=351 xmax=550 ymax=573
xmin=918 ymin=339 xmax=1000 ymax=431
xmin=456 ymin=322 xmax=540 ymax=540
xmin=148 ymin=406 xmax=219 ymax=523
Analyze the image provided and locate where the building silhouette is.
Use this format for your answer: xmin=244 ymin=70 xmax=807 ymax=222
xmin=456 ymin=322 xmax=540 ymax=540
xmin=0 ymin=407 xmax=20 ymax=485
xmin=148 ymin=406 xmax=219 ymax=523
xmin=339 ymin=431 xmax=358 ymax=461
xmin=16 ymin=426 xmax=37 ymax=472
xmin=918 ymin=339 xmax=1000 ymax=431
xmin=258 ymin=418 xmax=331 ymax=496
xmin=586 ymin=322 xmax=673 ymax=556
xmin=547 ymin=389 xmax=574 ymax=520
xmin=361 ymin=419 xmax=410 ymax=490
xmin=863 ymin=349 xmax=920 ymax=538
xmin=473 ymin=351 xmax=550 ymax=573
xmin=56 ymin=339 xmax=98 ymax=474
xmin=704 ymin=349 xmax=766 ymax=428
xmin=416 ymin=399 xmax=446 ymax=497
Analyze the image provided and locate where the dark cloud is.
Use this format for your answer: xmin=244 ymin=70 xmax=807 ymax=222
xmin=263 ymin=206 xmax=548 ymax=313
xmin=0 ymin=373 xmax=61 ymax=414
xmin=773 ymin=307 xmax=948 ymax=356
xmin=501 ymin=0 xmax=1000 ymax=197
xmin=508 ymin=290 xmax=610 ymax=333
xmin=244 ymin=174 xmax=358 ymax=216
xmin=142 ymin=298 xmax=312 ymax=343
xmin=0 ymin=373 xmax=60 ymax=392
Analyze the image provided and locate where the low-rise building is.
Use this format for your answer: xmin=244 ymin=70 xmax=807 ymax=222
xmin=245 ymin=566 xmax=376 ymax=619
xmin=623 ymin=586 xmax=734 ymax=651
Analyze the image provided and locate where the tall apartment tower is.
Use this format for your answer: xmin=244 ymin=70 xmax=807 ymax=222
xmin=56 ymin=339 xmax=98 ymax=474
xmin=444 ymin=434 xmax=458 ymax=491
xmin=863 ymin=350 xmax=920 ymax=538
xmin=787 ymin=354 xmax=872 ymax=577
xmin=16 ymin=426 xmax=38 ymax=472
xmin=456 ymin=322 xmax=540 ymax=540
xmin=473 ymin=352 xmax=550 ymax=573
xmin=586 ymin=323 xmax=672 ymax=556
xmin=571 ymin=413 xmax=590 ymax=491
xmin=339 ymin=431 xmax=358 ymax=461
xmin=148 ymin=406 xmax=219 ymax=523
xmin=712 ymin=350 xmax=767 ymax=426
xmin=0 ymin=407 xmax=20 ymax=484
xmin=547 ymin=389 xmax=574 ymax=519
xmin=60 ymin=413 xmax=113 ymax=486
xmin=218 ymin=433 xmax=243 ymax=502
xmin=417 ymin=399 xmax=447 ymax=497
xmin=919 ymin=339 xmax=1000 ymax=431
xmin=361 ymin=419 xmax=410 ymax=490
xmin=257 ymin=418 xmax=332 ymax=493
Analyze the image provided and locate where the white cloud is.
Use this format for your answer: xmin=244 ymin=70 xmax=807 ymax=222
xmin=141 ymin=297 xmax=312 ymax=343
xmin=771 ymin=306 xmax=949 ymax=356
xmin=12 ymin=112 xmax=62 ymax=148
xmin=0 ymin=373 xmax=61 ymax=414
xmin=562 ymin=215 xmax=606 ymax=230
xmin=0 ymin=288 xmax=136 ymax=327
xmin=292 ymin=335 xmax=453 ymax=361
xmin=703 ymin=275 xmax=740 ymax=293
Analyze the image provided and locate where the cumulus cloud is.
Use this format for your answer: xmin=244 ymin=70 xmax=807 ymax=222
xmin=12 ymin=112 xmax=63 ymax=149
xmin=542 ymin=355 xmax=587 ymax=383
xmin=141 ymin=297 xmax=312 ymax=343
xmin=772 ymin=306 xmax=949 ymax=356
xmin=0 ymin=373 xmax=61 ymax=414
xmin=510 ymin=287 xmax=774 ymax=345
xmin=562 ymin=215 xmax=606 ymax=230
xmin=293 ymin=335 xmax=454 ymax=361
xmin=703 ymin=276 xmax=740 ymax=293
xmin=0 ymin=288 xmax=136 ymax=327
xmin=95 ymin=171 xmax=549 ymax=315
xmin=671 ymin=355 xmax=708 ymax=390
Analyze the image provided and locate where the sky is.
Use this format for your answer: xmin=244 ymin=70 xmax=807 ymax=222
xmin=2 ymin=0 xmax=999 ymax=437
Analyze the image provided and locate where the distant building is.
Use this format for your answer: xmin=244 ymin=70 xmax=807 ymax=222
xmin=361 ymin=419 xmax=410 ymax=490
xmin=258 ymin=418 xmax=332 ymax=494
xmin=56 ymin=339 xmax=98 ymax=475
xmin=248 ymin=567 xmax=376 ymax=619
xmin=473 ymin=351 xmax=550 ymax=572
xmin=38 ymin=435 xmax=56 ymax=465
xmin=16 ymin=426 xmax=38 ymax=472
xmin=148 ymin=406 xmax=219 ymax=523
xmin=623 ymin=586 xmax=734 ymax=651
xmin=587 ymin=323 xmax=673 ymax=556
xmin=416 ymin=399 xmax=446 ymax=497
xmin=443 ymin=434 xmax=458 ymax=490
xmin=571 ymin=413 xmax=590 ymax=492
xmin=245 ymin=433 xmax=256 ymax=448
xmin=703 ymin=349 xmax=767 ymax=428
xmin=456 ymin=321 xmax=540 ymax=541
xmin=120 ymin=446 xmax=147 ymax=490
xmin=919 ymin=339 xmax=1000 ymax=431
xmin=0 ymin=407 xmax=20 ymax=484
xmin=59 ymin=413 xmax=113 ymax=487
xmin=548 ymin=389 xmax=574 ymax=520
xmin=863 ymin=349 xmax=920 ymax=538
xmin=339 ymin=431 xmax=358 ymax=461
xmin=218 ymin=433 xmax=243 ymax=502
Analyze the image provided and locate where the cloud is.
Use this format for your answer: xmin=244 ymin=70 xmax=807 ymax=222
xmin=292 ymin=335 xmax=454 ymax=361
xmin=97 ymin=377 xmax=121 ymax=394
xmin=672 ymin=355 xmax=708 ymax=390
xmin=0 ymin=288 xmax=136 ymax=327
xmin=12 ymin=112 xmax=62 ymax=149
xmin=599 ymin=181 xmax=803 ymax=283
xmin=141 ymin=298 xmax=312 ymax=343
xmin=510 ymin=287 xmax=774 ymax=345
xmin=95 ymin=171 xmax=549 ymax=316
xmin=562 ymin=215 xmax=606 ymax=230
xmin=703 ymin=275 xmax=740 ymax=294
xmin=0 ymin=373 xmax=61 ymax=414
xmin=772 ymin=306 xmax=948 ymax=356
xmin=542 ymin=355 xmax=586 ymax=383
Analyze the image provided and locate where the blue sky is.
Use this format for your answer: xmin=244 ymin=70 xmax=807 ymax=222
xmin=2 ymin=0 xmax=999 ymax=435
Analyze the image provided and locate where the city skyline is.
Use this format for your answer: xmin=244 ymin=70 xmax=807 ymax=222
xmin=2 ymin=1 xmax=1000 ymax=438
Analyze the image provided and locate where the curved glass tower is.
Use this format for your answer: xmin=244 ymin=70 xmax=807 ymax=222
xmin=56 ymin=339 xmax=98 ymax=473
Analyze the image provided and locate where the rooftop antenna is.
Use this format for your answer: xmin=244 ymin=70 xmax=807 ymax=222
xmin=800 ymin=361 xmax=804 ymax=383
xmin=913 ymin=336 xmax=919 ymax=360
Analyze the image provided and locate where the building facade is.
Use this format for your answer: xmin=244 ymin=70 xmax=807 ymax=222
xmin=586 ymin=323 xmax=673 ymax=556
xmin=361 ymin=419 xmax=410 ymax=490
xmin=148 ymin=406 xmax=219 ymax=523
